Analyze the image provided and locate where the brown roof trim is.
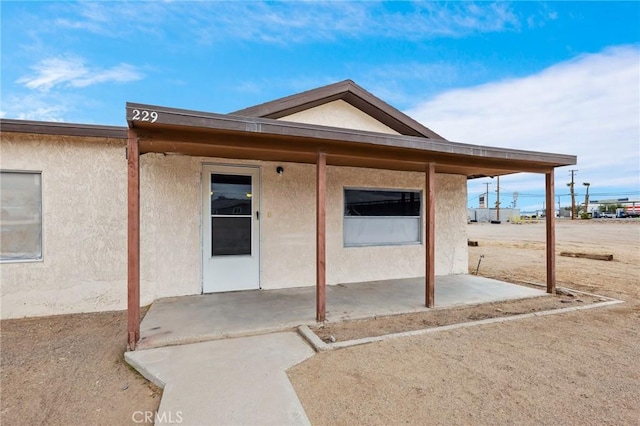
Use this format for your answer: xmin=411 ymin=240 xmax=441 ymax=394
xmin=0 ymin=119 xmax=127 ymax=139
xmin=230 ymin=80 xmax=447 ymax=140
xmin=127 ymin=102 xmax=577 ymax=169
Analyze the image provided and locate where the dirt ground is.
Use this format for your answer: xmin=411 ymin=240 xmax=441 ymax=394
xmin=289 ymin=220 xmax=640 ymax=425
xmin=313 ymin=292 xmax=604 ymax=342
xmin=1 ymin=221 xmax=638 ymax=425
xmin=1 ymin=309 xmax=160 ymax=425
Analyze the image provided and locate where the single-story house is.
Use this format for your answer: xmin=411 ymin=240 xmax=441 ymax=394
xmin=0 ymin=80 xmax=576 ymax=349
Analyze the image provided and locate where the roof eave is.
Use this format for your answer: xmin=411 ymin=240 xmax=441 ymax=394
xmin=0 ymin=118 xmax=127 ymax=139
xmin=127 ymin=102 xmax=577 ymax=170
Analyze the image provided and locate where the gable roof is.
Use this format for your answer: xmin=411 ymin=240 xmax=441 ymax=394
xmin=231 ymin=80 xmax=446 ymax=140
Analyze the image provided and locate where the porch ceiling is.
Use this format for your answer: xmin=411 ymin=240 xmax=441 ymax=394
xmin=127 ymin=102 xmax=576 ymax=178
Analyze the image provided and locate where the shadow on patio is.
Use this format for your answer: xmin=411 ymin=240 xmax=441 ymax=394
xmin=137 ymin=275 xmax=544 ymax=350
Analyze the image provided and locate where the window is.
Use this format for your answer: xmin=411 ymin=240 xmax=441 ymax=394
xmin=344 ymin=188 xmax=421 ymax=246
xmin=0 ymin=171 xmax=42 ymax=261
xmin=210 ymin=173 xmax=252 ymax=256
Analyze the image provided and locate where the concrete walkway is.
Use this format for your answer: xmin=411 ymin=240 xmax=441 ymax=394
xmin=125 ymin=332 xmax=315 ymax=426
xmin=138 ymin=275 xmax=544 ymax=349
xmin=127 ymin=277 xmax=544 ymax=425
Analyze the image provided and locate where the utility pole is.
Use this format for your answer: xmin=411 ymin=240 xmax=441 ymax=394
xmin=568 ymin=169 xmax=578 ymax=220
xmin=496 ymin=176 xmax=500 ymax=221
xmin=583 ymin=182 xmax=590 ymax=216
xmin=484 ymin=182 xmax=491 ymax=211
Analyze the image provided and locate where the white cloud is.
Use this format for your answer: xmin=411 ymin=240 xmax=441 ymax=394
xmin=406 ymin=45 xmax=640 ymax=195
xmin=1 ymin=93 xmax=69 ymax=122
xmin=272 ymin=1 xmax=523 ymax=41
xmin=72 ymin=63 xmax=142 ymax=88
xmin=17 ymin=56 xmax=143 ymax=91
xmin=53 ymin=1 xmax=526 ymax=44
xmin=17 ymin=56 xmax=86 ymax=91
xmin=5 ymin=55 xmax=143 ymax=122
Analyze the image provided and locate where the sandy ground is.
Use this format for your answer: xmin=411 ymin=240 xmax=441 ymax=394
xmin=1 ymin=221 xmax=637 ymax=425
xmin=313 ymin=292 xmax=604 ymax=342
xmin=289 ymin=220 xmax=640 ymax=425
xmin=1 ymin=310 xmax=160 ymax=425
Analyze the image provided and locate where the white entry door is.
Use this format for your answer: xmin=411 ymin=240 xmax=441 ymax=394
xmin=202 ymin=165 xmax=260 ymax=293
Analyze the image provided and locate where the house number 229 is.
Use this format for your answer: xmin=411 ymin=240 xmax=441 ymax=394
xmin=131 ymin=109 xmax=158 ymax=123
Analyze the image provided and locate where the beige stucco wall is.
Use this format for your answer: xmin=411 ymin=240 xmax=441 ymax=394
xmin=1 ymin=138 xmax=467 ymax=319
xmin=137 ymin=156 xmax=319 ymax=298
xmin=139 ymin=154 xmax=202 ymax=304
xmin=278 ymin=100 xmax=401 ymax=135
xmin=141 ymin=156 xmax=468 ymax=296
xmin=0 ymin=133 xmax=128 ymax=318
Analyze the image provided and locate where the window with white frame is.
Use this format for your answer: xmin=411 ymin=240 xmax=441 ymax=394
xmin=0 ymin=171 xmax=43 ymax=261
xmin=344 ymin=188 xmax=422 ymax=246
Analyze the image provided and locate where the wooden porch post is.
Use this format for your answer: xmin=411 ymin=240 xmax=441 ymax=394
xmin=425 ymin=162 xmax=435 ymax=308
xmin=316 ymin=151 xmax=327 ymax=322
xmin=545 ymin=170 xmax=556 ymax=294
xmin=127 ymin=129 xmax=140 ymax=350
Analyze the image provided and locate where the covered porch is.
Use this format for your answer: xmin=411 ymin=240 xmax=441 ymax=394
xmin=137 ymin=275 xmax=544 ymax=350
xmin=125 ymin=81 xmax=576 ymax=350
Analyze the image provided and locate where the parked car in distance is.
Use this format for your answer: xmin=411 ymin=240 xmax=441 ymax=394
xmin=616 ymin=207 xmax=640 ymax=218
xmin=617 ymin=211 xmax=640 ymax=218
xmin=601 ymin=212 xmax=616 ymax=218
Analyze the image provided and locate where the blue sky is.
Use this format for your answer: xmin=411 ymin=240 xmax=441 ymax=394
xmin=2 ymin=1 xmax=639 ymax=211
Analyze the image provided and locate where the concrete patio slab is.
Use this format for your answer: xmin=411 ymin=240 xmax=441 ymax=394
xmin=125 ymin=332 xmax=315 ymax=426
xmin=138 ymin=275 xmax=544 ymax=350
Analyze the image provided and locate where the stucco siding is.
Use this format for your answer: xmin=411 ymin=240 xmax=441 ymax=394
xmin=278 ymin=100 xmax=401 ymax=135
xmin=260 ymin=162 xmax=317 ymax=288
xmin=139 ymin=157 xmax=317 ymax=293
xmin=434 ymin=174 xmax=469 ymax=276
xmin=1 ymin=133 xmax=127 ymax=318
xmin=139 ymin=154 xmax=203 ymax=303
xmin=138 ymin=158 xmax=467 ymax=294
xmin=1 ymin=139 xmax=467 ymax=318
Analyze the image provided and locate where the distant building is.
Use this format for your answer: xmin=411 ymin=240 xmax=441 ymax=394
xmin=468 ymin=208 xmax=521 ymax=222
xmin=587 ymin=198 xmax=640 ymax=214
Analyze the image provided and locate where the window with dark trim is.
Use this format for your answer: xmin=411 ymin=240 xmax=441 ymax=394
xmin=344 ymin=188 xmax=422 ymax=246
xmin=0 ymin=171 xmax=43 ymax=261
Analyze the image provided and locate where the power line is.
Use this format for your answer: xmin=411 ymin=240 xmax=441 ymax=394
xmin=468 ymin=190 xmax=640 ymax=203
